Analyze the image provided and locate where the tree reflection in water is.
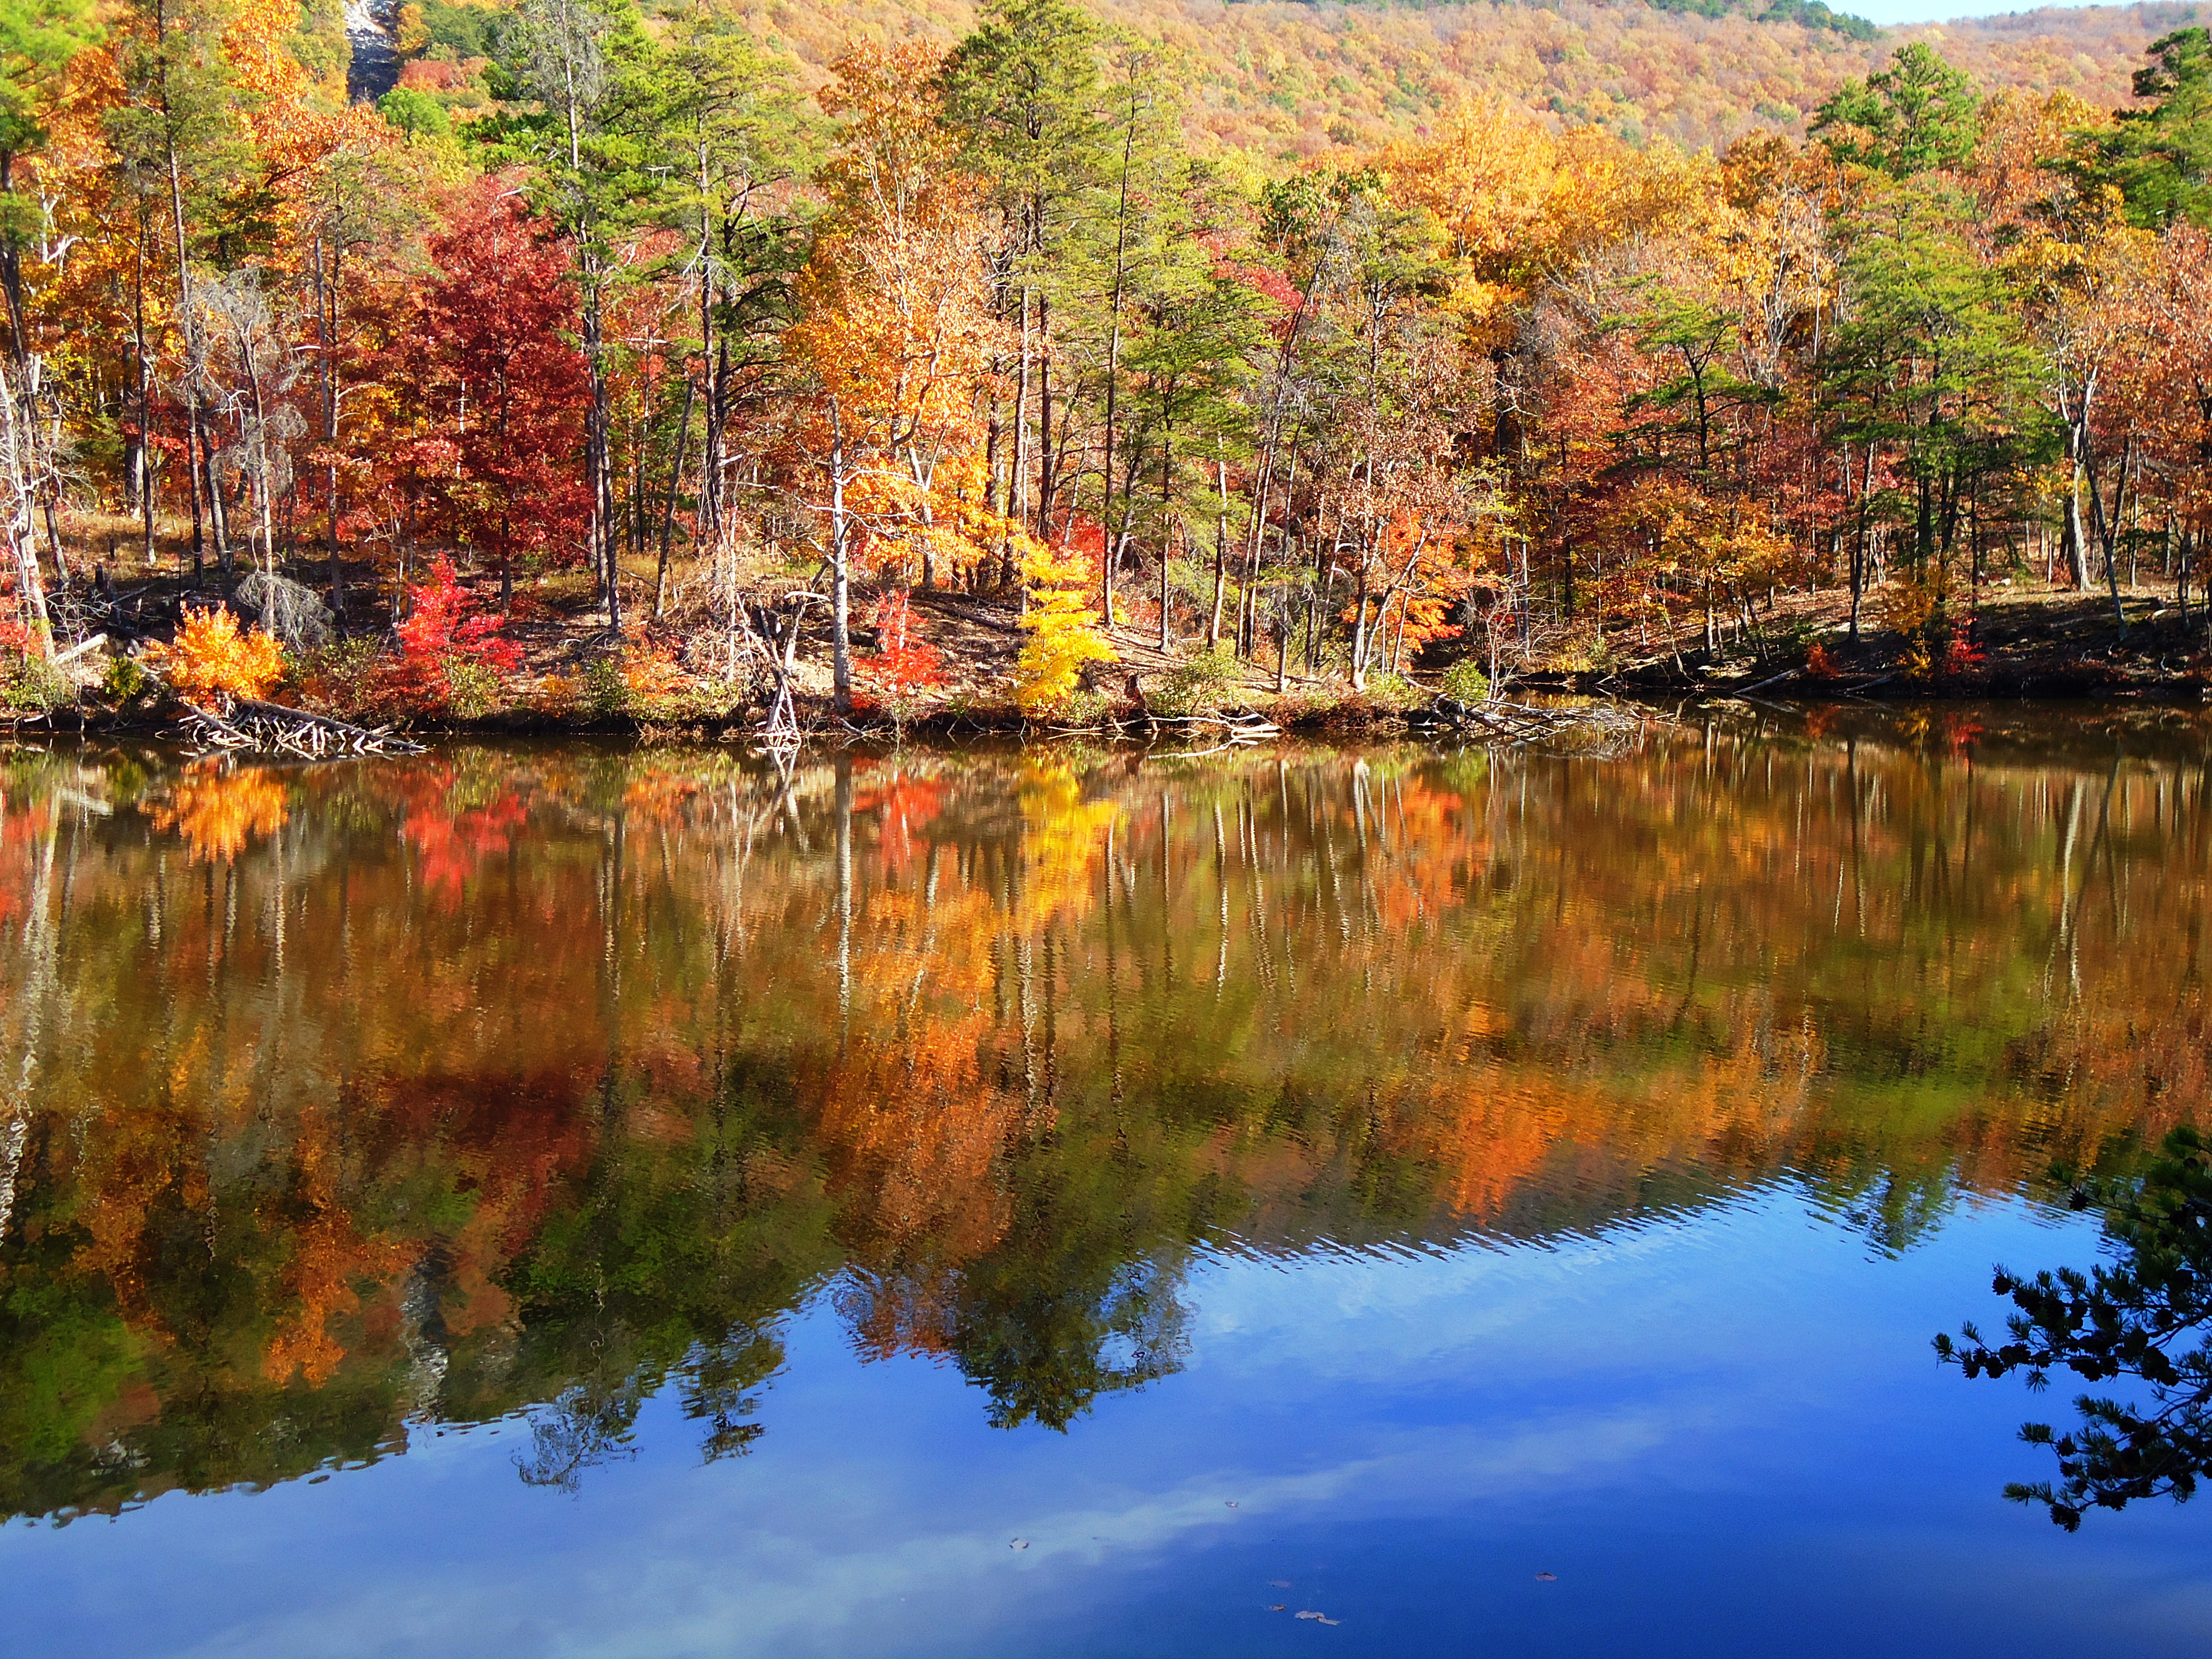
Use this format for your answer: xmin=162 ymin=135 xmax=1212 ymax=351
xmin=0 ymin=705 xmax=2207 ymax=1521
xmin=1940 ymin=1126 xmax=2212 ymax=1530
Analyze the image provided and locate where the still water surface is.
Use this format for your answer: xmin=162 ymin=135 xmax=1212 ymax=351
xmin=2 ymin=706 xmax=2210 ymax=1655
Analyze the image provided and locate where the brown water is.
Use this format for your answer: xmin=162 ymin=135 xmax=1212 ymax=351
xmin=2 ymin=706 xmax=2209 ymax=1656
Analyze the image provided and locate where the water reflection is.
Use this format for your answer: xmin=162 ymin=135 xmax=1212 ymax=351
xmin=0 ymin=705 xmax=2205 ymax=1523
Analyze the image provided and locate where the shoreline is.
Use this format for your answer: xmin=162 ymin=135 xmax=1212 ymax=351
xmin=10 ymin=673 xmax=2209 ymax=752
xmin=16 ymin=566 xmax=2212 ymax=749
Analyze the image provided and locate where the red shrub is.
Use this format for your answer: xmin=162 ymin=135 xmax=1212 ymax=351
xmin=392 ymin=558 xmax=522 ymax=712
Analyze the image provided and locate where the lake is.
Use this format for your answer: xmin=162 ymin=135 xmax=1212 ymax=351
xmin=2 ymin=705 xmax=2210 ymax=1657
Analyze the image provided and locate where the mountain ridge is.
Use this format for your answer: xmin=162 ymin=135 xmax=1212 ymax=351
xmin=703 ymin=0 xmax=2207 ymax=152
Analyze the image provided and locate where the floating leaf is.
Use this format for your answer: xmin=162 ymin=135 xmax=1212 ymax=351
xmin=1295 ymin=1610 xmax=1324 ymax=1621
xmin=1269 ymin=1580 xmax=1291 ymax=1587
xmin=1535 ymin=1571 xmax=1557 ymax=1582
xmin=1316 ymin=1616 xmax=1341 ymax=1626
xmin=1225 ymin=1501 xmax=1239 ymax=1507
xmin=1267 ymin=1604 xmax=1285 ymax=1612
xmin=1010 ymin=1539 xmax=1030 ymax=1550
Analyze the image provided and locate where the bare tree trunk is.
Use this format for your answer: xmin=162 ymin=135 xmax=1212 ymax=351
xmin=132 ymin=207 xmax=155 ymax=565
xmin=208 ymin=446 xmax=233 ymax=577
xmin=1349 ymin=557 xmax=1370 ymax=688
xmin=317 ymin=233 xmax=346 ymax=632
xmin=695 ymin=141 xmax=722 ymax=552
xmin=1011 ymin=283 xmax=1031 ymax=590
xmin=2065 ymin=422 xmax=2094 ymax=591
xmin=652 ymin=375 xmax=696 ymax=620
xmin=166 ymin=146 xmax=207 ymax=575
xmin=1207 ymin=447 xmax=1228 ymax=649
xmin=0 ymin=147 xmax=67 ymax=593
xmin=1098 ymin=99 xmax=1141 ymax=629
xmin=829 ymin=397 xmax=851 ymax=711
xmin=0 ymin=365 xmax=51 ymax=651
xmin=1034 ymin=290 xmax=1052 ymax=544
xmin=587 ymin=288 xmax=619 ymax=631
xmin=2087 ymin=432 xmax=2130 ymax=637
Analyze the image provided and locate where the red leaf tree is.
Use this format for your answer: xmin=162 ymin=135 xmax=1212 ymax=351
xmin=410 ymin=183 xmax=592 ymax=589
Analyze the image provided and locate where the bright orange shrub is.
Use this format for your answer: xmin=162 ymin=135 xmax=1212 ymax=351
xmin=618 ymin=631 xmax=688 ymax=701
xmin=141 ymin=608 xmax=287 ymax=706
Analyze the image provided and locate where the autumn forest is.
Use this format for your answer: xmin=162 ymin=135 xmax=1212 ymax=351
xmin=10 ymin=0 xmax=2212 ymax=1626
xmin=0 ymin=0 xmax=2206 ymax=728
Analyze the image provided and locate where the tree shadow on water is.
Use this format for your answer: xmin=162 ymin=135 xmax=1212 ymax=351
xmin=1939 ymin=1126 xmax=2212 ymax=1530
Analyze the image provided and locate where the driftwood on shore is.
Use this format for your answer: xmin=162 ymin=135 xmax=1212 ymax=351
xmin=1134 ymin=707 xmax=1282 ymax=756
xmin=1143 ymin=708 xmax=1279 ymax=739
xmin=179 ymin=698 xmax=426 ymax=759
xmin=1406 ymin=695 xmax=1647 ymax=745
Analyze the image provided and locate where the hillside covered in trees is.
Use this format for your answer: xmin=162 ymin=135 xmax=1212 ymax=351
xmin=718 ymin=0 xmax=2201 ymax=154
xmin=0 ymin=0 xmax=2210 ymax=732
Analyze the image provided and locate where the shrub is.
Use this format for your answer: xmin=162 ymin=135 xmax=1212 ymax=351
xmin=582 ymin=656 xmax=628 ymax=717
xmin=102 ymin=654 xmax=149 ymax=703
xmin=0 ymin=579 xmax=49 ymax=703
xmin=1014 ymin=549 xmax=1116 ymax=717
xmin=444 ymin=660 xmax=504 ymax=719
xmin=859 ymin=589 xmax=948 ymax=732
xmin=1942 ymin=623 xmax=1986 ymax=677
xmin=141 ymin=606 xmax=286 ymax=706
xmin=1 ymin=649 xmax=67 ymax=712
xmin=1438 ymin=659 xmax=1490 ymax=703
xmin=293 ymin=638 xmax=385 ymax=721
xmin=1552 ymin=628 xmax=1614 ymax=674
xmin=532 ymin=672 xmax=581 ymax=717
xmin=1804 ymin=642 xmax=1838 ymax=679
xmin=1057 ymin=687 xmax=1114 ymax=726
xmin=1877 ymin=569 xmax=1944 ymax=642
xmin=375 ymin=85 xmax=450 ymax=141
xmin=1150 ymin=646 xmax=1240 ymax=716
xmin=617 ymin=630 xmax=689 ymax=707
xmin=1361 ymin=671 xmax=1425 ymax=710
xmin=394 ymin=557 xmax=521 ymax=715
xmin=0 ymin=605 xmax=64 ymax=711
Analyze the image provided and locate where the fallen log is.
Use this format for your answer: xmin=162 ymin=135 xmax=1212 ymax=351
xmin=53 ymin=633 xmax=108 ymax=666
xmin=178 ymin=698 xmax=425 ymax=759
xmin=1409 ymin=694 xmax=1646 ymax=745
xmin=1142 ymin=708 xmax=1281 ymax=734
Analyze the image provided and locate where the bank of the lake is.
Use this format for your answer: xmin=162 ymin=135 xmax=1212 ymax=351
xmin=13 ymin=561 xmax=2212 ymax=751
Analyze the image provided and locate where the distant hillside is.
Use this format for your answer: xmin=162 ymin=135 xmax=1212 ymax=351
xmin=723 ymin=0 xmax=2207 ymax=152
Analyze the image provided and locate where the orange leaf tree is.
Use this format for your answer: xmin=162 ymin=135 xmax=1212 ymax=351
xmin=781 ymin=42 xmax=1003 ymax=711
